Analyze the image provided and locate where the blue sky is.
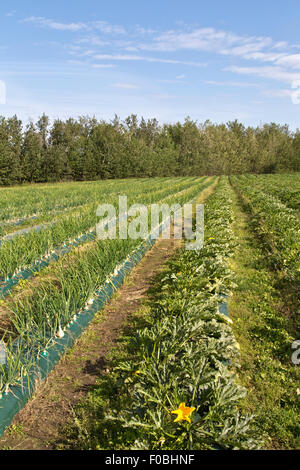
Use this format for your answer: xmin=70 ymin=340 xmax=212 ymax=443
xmin=1 ymin=0 xmax=300 ymax=128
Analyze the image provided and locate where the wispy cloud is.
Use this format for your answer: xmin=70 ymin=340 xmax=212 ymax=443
xmin=275 ymin=54 xmax=300 ymax=70
xmin=225 ymin=65 xmax=300 ymax=84
xmin=22 ymin=16 xmax=88 ymax=32
xmin=135 ymin=26 xmax=300 ymax=80
xmin=93 ymin=53 xmax=206 ymax=67
xmin=271 ymin=41 xmax=289 ymax=50
xmin=21 ymin=18 xmax=300 ymax=79
xmin=138 ymin=27 xmax=275 ymax=57
xmin=21 ymin=16 xmax=125 ymax=34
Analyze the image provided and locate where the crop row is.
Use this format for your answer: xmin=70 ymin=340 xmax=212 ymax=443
xmin=236 ymin=174 xmax=300 ymax=211
xmin=90 ymin=177 xmax=261 ymax=450
xmin=231 ymin=175 xmax=300 ymax=280
xmin=0 ymin=178 xmax=211 ymax=398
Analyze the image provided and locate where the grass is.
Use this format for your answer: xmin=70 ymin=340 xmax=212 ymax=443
xmin=6 ymin=424 xmax=26 ymax=438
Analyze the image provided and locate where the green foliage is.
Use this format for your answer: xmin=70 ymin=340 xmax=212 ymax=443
xmin=0 ymin=114 xmax=299 ymax=186
xmin=68 ymin=177 xmax=262 ymax=450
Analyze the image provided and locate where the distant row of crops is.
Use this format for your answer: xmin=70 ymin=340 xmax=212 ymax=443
xmin=236 ymin=174 xmax=300 ymax=211
xmin=231 ymin=175 xmax=300 ymax=280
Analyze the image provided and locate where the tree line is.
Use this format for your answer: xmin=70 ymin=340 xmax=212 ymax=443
xmin=0 ymin=113 xmax=299 ymax=186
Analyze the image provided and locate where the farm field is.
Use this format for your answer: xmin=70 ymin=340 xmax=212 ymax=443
xmin=0 ymin=174 xmax=299 ymax=450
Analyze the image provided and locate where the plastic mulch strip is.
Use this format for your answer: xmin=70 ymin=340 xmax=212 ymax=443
xmin=0 ymin=232 xmax=96 ymax=298
xmin=218 ymin=293 xmax=229 ymax=316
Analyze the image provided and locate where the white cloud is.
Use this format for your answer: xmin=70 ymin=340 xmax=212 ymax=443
xmin=272 ymin=41 xmax=290 ymax=50
xmin=225 ymin=65 xmax=300 ymax=84
xmin=22 ymin=19 xmax=300 ymax=83
xmin=21 ymin=17 xmax=125 ymax=34
xmin=275 ymin=54 xmax=300 ymax=69
xmin=93 ymin=53 xmax=206 ymax=67
xmin=134 ymin=26 xmax=300 ymax=76
xmin=239 ymin=51 xmax=284 ymax=62
xmin=221 ymin=39 xmax=274 ymax=58
xmin=139 ymin=27 xmax=274 ymax=59
xmin=22 ymin=16 xmax=88 ymax=32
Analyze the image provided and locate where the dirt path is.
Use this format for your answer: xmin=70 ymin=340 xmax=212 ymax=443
xmin=0 ymin=233 xmax=182 ymax=450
